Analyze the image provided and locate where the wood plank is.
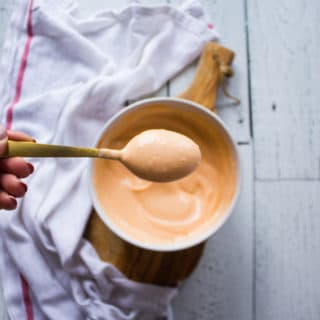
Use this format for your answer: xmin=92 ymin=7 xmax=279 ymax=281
xmin=169 ymin=0 xmax=251 ymax=143
xmin=173 ymin=144 xmax=253 ymax=320
xmin=255 ymin=181 xmax=320 ymax=320
xmin=248 ymin=0 xmax=320 ymax=179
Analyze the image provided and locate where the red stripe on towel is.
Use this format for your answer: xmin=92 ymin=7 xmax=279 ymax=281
xmin=20 ymin=274 xmax=34 ymax=320
xmin=6 ymin=0 xmax=34 ymax=129
xmin=4 ymin=0 xmax=35 ymax=319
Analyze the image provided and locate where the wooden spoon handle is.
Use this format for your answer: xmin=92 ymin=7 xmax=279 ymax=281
xmin=3 ymin=140 xmax=100 ymax=158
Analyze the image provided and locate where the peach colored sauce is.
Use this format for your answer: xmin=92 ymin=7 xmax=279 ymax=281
xmin=94 ymin=118 xmax=237 ymax=246
xmin=120 ymin=129 xmax=201 ymax=182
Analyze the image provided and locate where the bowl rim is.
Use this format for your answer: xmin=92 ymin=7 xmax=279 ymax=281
xmin=88 ymin=97 xmax=241 ymax=252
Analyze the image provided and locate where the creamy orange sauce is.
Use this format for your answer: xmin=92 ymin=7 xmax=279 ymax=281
xmin=120 ymin=129 xmax=201 ymax=182
xmin=93 ymin=103 xmax=238 ymax=246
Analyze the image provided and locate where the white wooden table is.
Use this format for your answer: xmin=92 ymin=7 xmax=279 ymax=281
xmin=0 ymin=0 xmax=319 ymax=319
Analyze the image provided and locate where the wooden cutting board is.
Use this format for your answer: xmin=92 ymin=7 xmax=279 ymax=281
xmin=84 ymin=42 xmax=235 ymax=286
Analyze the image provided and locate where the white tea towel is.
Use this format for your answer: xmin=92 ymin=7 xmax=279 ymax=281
xmin=0 ymin=0 xmax=218 ymax=319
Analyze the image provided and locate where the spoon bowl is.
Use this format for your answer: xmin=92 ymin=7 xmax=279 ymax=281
xmin=120 ymin=129 xmax=201 ymax=182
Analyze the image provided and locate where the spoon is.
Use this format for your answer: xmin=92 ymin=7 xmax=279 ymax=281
xmin=3 ymin=129 xmax=201 ymax=182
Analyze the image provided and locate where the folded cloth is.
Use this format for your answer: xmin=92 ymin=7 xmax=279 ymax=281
xmin=0 ymin=0 xmax=217 ymax=319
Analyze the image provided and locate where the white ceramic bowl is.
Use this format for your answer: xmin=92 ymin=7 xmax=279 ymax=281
xmin=88 ymin=97 xmax=240 ymax=252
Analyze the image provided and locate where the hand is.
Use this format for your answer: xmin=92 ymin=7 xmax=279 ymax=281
xmin=0 ymin=126 xmax=34 ymax=210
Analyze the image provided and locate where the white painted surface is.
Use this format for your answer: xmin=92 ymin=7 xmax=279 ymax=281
xmin=0 ymin=0 xmax=319 ymax=319
xmin=255 ymin=181 xmax=320 ymax=320
xmin=248 ymin=0 xmax=320 ymax=179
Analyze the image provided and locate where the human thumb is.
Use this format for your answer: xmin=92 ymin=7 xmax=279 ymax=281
xmin=0 ymin=125 xmax=8 ymax=155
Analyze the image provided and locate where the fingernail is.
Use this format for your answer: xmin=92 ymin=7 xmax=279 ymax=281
xmin=20 ymin=182 xmax=27 ymax=193
xmin=27 ymin=163 xmax=34 ymax=174
xmin=9 ymin=197 xmax=17 ymax=208
xmin=0 ymin=126 xmax=7 ymax=140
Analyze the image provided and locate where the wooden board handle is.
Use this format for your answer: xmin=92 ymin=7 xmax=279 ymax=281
xmin=179 ymin=42 xmax=235 ymax=111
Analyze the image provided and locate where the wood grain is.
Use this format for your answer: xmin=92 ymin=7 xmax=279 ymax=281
xmin=255 ymin=181 xmax=320 ymax=320
xmin=248 ymin=0 xmax=320 ymax=179
xmin=170 ymin=0 xmax=251 ymax=143
xmin=179 ymin=42 xmax=234 ymax=111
